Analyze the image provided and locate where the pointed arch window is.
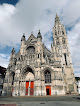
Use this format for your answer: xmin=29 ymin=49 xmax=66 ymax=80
xmin=38 ymin=54 xmax=39 ymax=58
xmin=62 ymin=31 xmax=64 ymax=35
xmin=45 ymin=70 xmax=51 ymax=83
xmin=62 ymin=37 xmax=66 ymax=44
xmin=55 ymin=31 xmax=57 ymax=35
xmin=64 ymin=53 xmax=67 ymax=65
xmin=56 ymin=38 xmax=60 ymax=45
xmin=11 ymin=72 xmax=15 ymax=85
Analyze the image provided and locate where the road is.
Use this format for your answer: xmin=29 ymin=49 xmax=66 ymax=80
xmin=0 ymin=95 xmax=80 ymax=106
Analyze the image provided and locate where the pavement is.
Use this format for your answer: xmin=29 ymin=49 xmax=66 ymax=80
xmin=0 ymin=95 xmax=80 ymax=106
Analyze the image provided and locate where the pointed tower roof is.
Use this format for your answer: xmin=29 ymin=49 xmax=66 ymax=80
xmin=55 ymin=13 xmax=60 ymax=23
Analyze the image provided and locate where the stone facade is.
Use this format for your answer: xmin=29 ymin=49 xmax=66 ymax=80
xmin=0 ymin=66 xmax=6 ymax=96
xmin=2 ymin=14 xmax=77 ymax=96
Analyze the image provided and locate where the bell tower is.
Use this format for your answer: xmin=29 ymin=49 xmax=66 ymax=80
xmin=53 ymin=14 xmax=71 ymax=66
xmin=53 ymin=14 xmax=77 ymax=93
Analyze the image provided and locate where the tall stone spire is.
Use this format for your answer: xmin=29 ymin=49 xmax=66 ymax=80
xmin=55 ymin=13 xmax=60 ymax=24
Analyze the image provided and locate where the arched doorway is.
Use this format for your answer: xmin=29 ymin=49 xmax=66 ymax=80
xmin=44 ymin=70 xmax=51 ymax=95
xmin=22 ymin=67 xmax=34 ymax=96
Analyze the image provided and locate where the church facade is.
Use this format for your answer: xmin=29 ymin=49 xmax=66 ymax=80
xmin=2 ymin=14 xmax=77 ymax=96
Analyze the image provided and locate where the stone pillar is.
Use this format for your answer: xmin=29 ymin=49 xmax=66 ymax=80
xmin=28 ymin=80 xmax=31 ymax=96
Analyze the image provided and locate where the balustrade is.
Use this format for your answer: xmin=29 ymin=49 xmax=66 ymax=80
xmin=25 ymin=54 xmax=35 ymax=60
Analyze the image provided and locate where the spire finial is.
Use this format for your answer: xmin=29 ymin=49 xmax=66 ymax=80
xmin=23 ymin=33 xmax=25 ymax=36
xmin=56 ymin=13 xmax=59 ymax=18
xmin=55 ymin=13 xmax=60 ymax=23
xmin=11 ymin=47 xmax=15 ymax=54
xmin=38 ymin=30 xmax=41 ymax=34
xmin=31 ymin=31 xmax=33 ymax=35
xmin=37 ymin=30 xmax=42 ymax=39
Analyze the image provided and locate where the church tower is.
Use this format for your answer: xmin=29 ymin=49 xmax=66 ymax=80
xmin=53 ymin=14 xmax=77 ymax=93
xmin=2 ymin=13 xmax=77 ymax=97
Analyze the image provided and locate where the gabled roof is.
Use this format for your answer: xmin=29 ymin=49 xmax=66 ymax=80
xmin=27 ymin=34 xmax=37 ymax=42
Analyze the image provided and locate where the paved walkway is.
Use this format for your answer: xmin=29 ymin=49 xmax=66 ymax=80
xmin=0 ymin=95 xmax=80 ymax=106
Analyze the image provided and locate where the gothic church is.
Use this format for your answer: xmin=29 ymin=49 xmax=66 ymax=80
xmin=2 ymin=14 xmax=77 ymax=96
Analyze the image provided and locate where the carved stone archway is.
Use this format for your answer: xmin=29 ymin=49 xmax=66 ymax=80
xmin=41 ymin=67 xmax=53 ymax=74
xmin=21 ymin=65 xmax=35 ymax=76
xmin=20 ymin=66 xmax=35 ymax=96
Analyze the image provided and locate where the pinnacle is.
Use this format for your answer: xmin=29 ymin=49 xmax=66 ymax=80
xmin=56 ymin=13 xmax=58 ymax=18
xmin=55 ymin=13 xmax=60 ymax=23
xmin=38 ymin=30 xmax=41 ymax=34
xmin=37 ymin=30 xmax=42 ymax=38
xmin=51 ymin=43 xmax=52 ymax=47
xmin=23 ymin=33 xmax=25 ymax=37
xmin=11 ymin=47 xmax=15 ymax=54
xmin=21 ymin=33 xmax=25 ymax=41
xmin=12 ymin=47 xmax=15 ymax=51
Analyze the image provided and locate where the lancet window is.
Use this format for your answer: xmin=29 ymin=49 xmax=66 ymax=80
xmin=45 ymin=70 xmax=51 ymax=83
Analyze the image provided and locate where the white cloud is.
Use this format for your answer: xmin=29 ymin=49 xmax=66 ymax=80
xmin=0 ymin=53 xmax=10 ymax=68
xmin=0 ymin=0 xmax=80 ymax=47
xmin=61 ymin=0 xmax=80 ymax=27
xmin=0 ymin=0 xmax=69 ymax=47
xmin=67 ymin=22 xmax=80 ymax=77
xmin=0 ymin=4 xmax=15 ymax=23
xmin=0 ymin=0 xmax=80 ymax=76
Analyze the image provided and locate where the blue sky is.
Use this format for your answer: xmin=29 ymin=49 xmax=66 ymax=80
xmin=0 ymin=0 xmax=80 ymax=77
xmin=0 ymin=0 xmax=19 ymax=5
